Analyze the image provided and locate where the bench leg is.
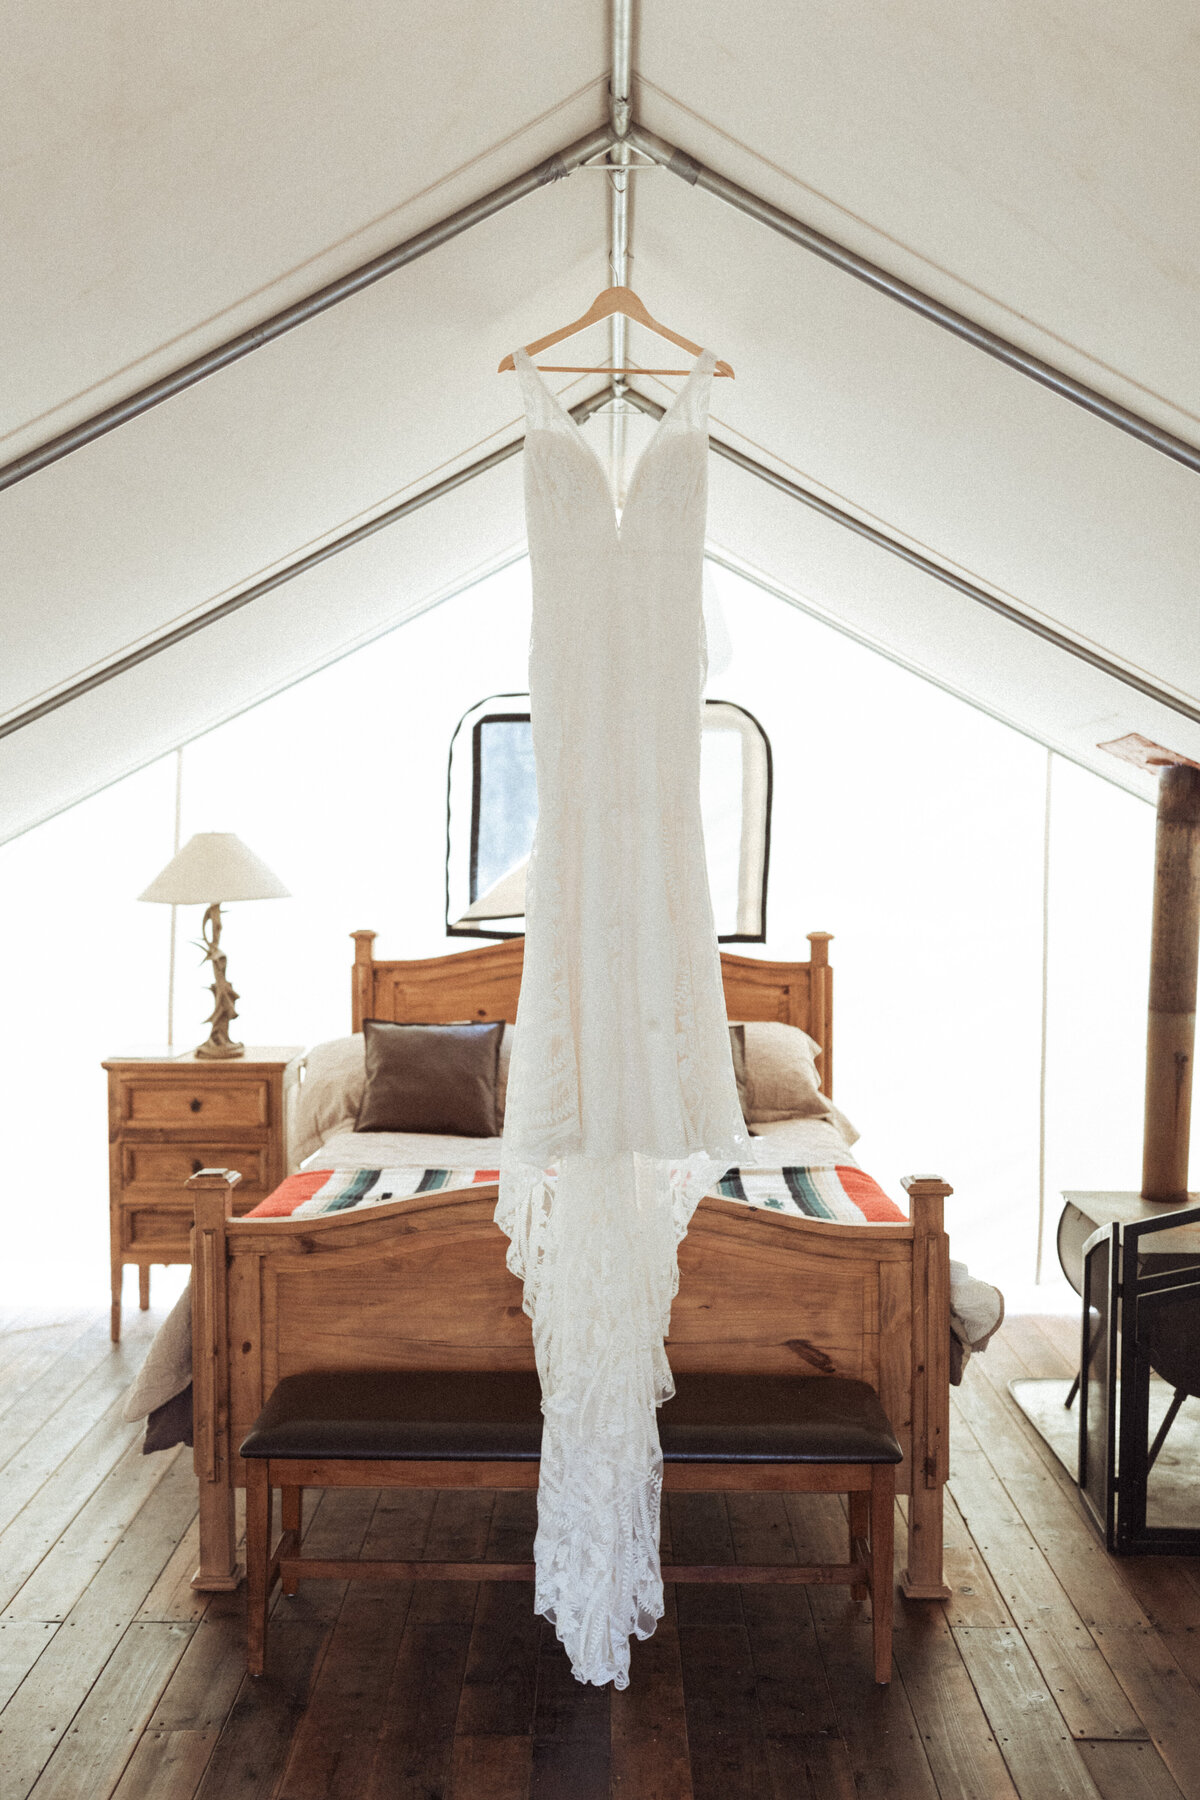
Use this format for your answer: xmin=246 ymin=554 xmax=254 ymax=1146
xmin=280 ymin=1487 xmax=302 ymax=1596
xmin=870 ymin=1467 xmax=894 ymax=1685
xmin=246 ymin=1461 xmax=272 ymax=1677
xmin=849 ymin=1491 xmax=869 ymax=1601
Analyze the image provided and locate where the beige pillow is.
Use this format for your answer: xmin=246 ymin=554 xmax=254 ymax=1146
xmin=731 ymin=1021 xmax=829 ymax=1123
xmin=291 ymin=1034 xmax=367 ymax=1167
xmin=291 ymin=1024 xmax=515 ymax=1164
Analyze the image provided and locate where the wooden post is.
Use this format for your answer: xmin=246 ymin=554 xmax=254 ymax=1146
xmin=1142 ymin=764 xmax=1200 ymax=1201
xmin=188 ymin=1169 xmax=242 ymax=1591
xmin=900 ymin=1174 xmax=953 ymax=1599
xmin=351 ymin=929 xmax=377 ymax=1033
xmin=806 ymin=930 xmax=834 ymax=1097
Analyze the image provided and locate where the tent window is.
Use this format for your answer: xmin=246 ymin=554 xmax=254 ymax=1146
xmin=446 ymin=695 xmax=772 ymax=941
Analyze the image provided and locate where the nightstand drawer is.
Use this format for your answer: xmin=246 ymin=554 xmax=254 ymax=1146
xmin=121 ymin=1077 xmax=271 ymax=1130
xmin=122 ymin=1192 xmax=263 ymax=1253
xmin=121 ymin=1142 xmax=270 ymax=1194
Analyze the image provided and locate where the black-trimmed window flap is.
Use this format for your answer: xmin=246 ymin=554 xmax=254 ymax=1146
xmin=446 ymin=694 xmax=771 ymax=941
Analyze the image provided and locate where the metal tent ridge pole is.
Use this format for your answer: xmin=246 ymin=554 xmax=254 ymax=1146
xmin=627 ymin=123 xmax=1200 ymax=478
xmin=0 ymin=127 xmax=614 ymax=495
xmin=0 ymin=389 xmax=616 ymax=741
xmin=607 ymin=0 xmax=635 ymax=500
xmin=621 ymin=384 xmax=1200 ymax=727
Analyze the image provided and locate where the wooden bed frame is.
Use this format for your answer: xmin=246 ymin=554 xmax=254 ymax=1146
xmin=188 ymin=929 xmax=952 ymax=1600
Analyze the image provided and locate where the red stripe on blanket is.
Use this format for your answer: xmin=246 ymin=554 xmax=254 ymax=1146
xmin=245 ymin=1166 xmax=901 ymax=1224
xmin=835 ymin=1166 xmax=906 ymax=1223
xmin=245 ymin=1171 xmax=333 ymax=1218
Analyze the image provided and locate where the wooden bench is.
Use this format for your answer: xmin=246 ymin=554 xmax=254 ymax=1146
xmin=241 ymin=1368 xmax=903 ymax=1683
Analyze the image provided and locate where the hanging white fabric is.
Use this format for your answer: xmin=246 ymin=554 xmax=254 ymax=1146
xmin=498 ymin=349 xmax=748 ymax=1687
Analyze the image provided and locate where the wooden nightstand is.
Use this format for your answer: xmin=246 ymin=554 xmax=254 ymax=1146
xmin=104 ymin=1047 xmax=303 ymax=1341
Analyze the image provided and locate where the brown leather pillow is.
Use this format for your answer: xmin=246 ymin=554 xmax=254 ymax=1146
xmin=355 ymin=1020 xmax=505 ymax=1137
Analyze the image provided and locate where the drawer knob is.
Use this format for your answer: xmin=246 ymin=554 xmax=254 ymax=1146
xmin=192 ymin=1158 xmax=204 ymax=1175
xmin=189 ymin=1097 xmax=202 ymax=1113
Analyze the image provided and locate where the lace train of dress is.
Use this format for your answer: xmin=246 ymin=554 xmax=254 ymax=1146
xmin=498 ymin=347 xmax=748 ymax=1688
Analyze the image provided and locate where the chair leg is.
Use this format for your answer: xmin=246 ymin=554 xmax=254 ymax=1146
xmin=870 ymin=1467 xmax=895 ymax=1686
xmin=849 ymin=1490 xmax=870 ymax=1601
xmin=245 ymin=1460 xmax=272 ymax=1676
xmin=1147 ymin=1388 xmax=1187 ymax=1473
xmin=138 ymin=1264 xmax=151 ymax=1310
xmin=280 ymin=1486 xmax=302 ymax=1596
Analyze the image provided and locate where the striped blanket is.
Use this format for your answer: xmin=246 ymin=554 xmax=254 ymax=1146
xmin=245 ymin=1163 xmax=905 ymax=1225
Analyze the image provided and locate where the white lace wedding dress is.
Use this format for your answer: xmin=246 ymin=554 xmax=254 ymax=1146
xmin=497 ymin=348 xmax=749 ymax=1688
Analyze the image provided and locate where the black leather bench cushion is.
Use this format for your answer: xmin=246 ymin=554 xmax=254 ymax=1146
xmin=240 ymin=1371 xmax=902 ymax=1465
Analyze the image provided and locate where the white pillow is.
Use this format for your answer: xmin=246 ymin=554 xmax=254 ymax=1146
xmin=291 ymin=1024 xmax=515 ymax=1165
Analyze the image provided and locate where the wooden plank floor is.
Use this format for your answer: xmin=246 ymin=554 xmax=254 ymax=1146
xmin=2 ymin=1303 xmax=1199 ymax=1800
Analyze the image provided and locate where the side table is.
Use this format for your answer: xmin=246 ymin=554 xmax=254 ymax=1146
xmin=103 ymin=1047 xmax=303 ymax=1340
xmin=1059 ymin=1192 xmax=1200 ymax=1554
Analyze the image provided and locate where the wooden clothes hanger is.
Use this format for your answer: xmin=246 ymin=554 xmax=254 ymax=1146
xmin=498 ymin=285 xmax=733 ymax=378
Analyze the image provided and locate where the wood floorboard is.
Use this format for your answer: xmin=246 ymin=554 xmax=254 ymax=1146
xmin=8 ymin=1442 xmax=186 ymax=1623
xmin=1031 ymin=1313 xmax=1085 ymax=1371
xmin=25 ymin=1621 xmax=192 ymax=1800
xmin=135 ymin=1517 xmax=207 ymax=1624
xmin=364 ymin=1582 xmax=474 ymax=1800
xmin=0 ymin=1374 xmax=151 ymax=1580
xmin=1001 ymin=1316 xmax=1077 ymax=1379
xmin=0 ymin=1313 xmax=98 ymax=1421
xmin=109 ymin=1727 xmax=220 ymax=1800
xmin=812 ymin=1617 xmax=941 ymax=1800
xmin=892 ymin=1616 xmax=1020 ymax=1800
xmin=190 ymin=1623 xmax=329 ymax=1800
xmin=610 ymin=1608 xmax=693 ymax=1800
xmin=954 ymin=1626 xmax=1104 ymax=1799
xmin=148 ymin=1591 xmax=246 ymax=1733
xmin=274 ymin=1581 xmax=414 ymax=1800
xmin=1077 ymin=1739 xmax=1190 ymax=1800
xmin=448 ymin=1733 xmax=534 ymax=1799
xmin=940 ymin=1488 xmax=1016 ymax=1627
xmin=0 ymin=1453 xmax=199 ymax=1799
xmin=3 ymin=1314 xmax=1199 ymax=1800
xmin=0 ymin=1620 xmax=60 ymax=1711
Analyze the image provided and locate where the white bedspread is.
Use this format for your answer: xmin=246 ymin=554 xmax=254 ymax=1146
xmin=302 ymin=1114 xmax=860 ymax=1176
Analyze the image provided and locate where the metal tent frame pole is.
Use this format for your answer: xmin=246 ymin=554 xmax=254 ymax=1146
xmin=0 ymin=127 xmax=612 ymax=494
xmin=620 ymin=385 xmax=1200 ymax=728
xmin=0 ymin=391 xmax=616 ymax=741
xmin=606 ymin=0 xmax=635 ymax=502
xmin=9 ymin=375 xmax=1198 ymax=745
xmin=5 ymin=106 xmax=1199 ymax=495
xmin=626 ymin=122 xmax=1200 ymax=478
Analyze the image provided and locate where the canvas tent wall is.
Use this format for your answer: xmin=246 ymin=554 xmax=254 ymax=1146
xmin=0 ymin=2 xmax=1195 ymax=1308
xmin=3 ymin=0 xmax=1199 ymax=842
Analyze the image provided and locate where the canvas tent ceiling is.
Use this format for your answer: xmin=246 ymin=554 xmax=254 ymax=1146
xmin=3 ymin=0 xmax=1198 ymax=844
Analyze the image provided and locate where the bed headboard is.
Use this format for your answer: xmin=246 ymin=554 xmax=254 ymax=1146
xmin=351 ymin=930 xmax=834 ymax=1095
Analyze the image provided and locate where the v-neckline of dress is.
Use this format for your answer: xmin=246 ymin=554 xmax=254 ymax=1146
xmin=516 ymin=347 xmax=714 ymax=535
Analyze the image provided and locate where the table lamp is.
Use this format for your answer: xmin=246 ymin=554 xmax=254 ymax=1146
xmin=139 ymin=833 xmax=290 ymax=1059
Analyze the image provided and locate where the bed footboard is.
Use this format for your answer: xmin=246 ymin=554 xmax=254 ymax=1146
xmin=188 ymin=1169 xmax=952 ymax=1598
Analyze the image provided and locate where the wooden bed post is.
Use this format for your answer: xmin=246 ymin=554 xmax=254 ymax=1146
xmin=188 ymin=1169 xmax=242 ymax=1592
xmin=806 ymin=931 xmax=833 ymax=1096
xmin=900 ymin=1174 xmax=953 ymax=1599
xmin=1142 ymin=764 xmax=1200 ymax=1201
xmin=351 ymin=930 xmax=377 ymax=1033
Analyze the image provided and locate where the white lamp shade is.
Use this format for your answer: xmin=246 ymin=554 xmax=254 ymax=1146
xmin=139 ymin=833 xmax=290 ymax=904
